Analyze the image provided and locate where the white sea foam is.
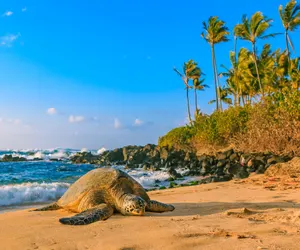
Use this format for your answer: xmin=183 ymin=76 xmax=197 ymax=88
xmin=49 ymin=150 xmax=69 ymax=160
xmin=0 ymin=148 xmax=81 ymax=161
xmin=27 ymin=151 xmax=45 ymax=160
xmin=0 ymin=182 xmax=70 ymax=206
xmin=123 ymin=168 xmax=170 ymax=189
xmin=97 ymin=147 xmax=107 ymax=155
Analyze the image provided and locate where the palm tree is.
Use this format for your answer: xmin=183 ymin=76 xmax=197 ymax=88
xmin=174 ymin=60 xmax=201 ymax=123
xmin=221 ymin=48 xmax=252 ymax=106
xmin=201 ymin=16 xmax=230 ymax=110
xmin=208 ymin=86 xmax=232 ymax=109
xmin=234 ymin=12 xmax=279 ymax=97
xmin=192 ymin=74 xmax=208 ymax=115
xmin=279 ymin=0 xmax=300 ymax=58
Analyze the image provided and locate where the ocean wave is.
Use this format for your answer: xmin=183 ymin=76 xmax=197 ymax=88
xmin=0 ymin=147 xmax=107 ymax=161
xmin=0 ymin=182 xmax=70 ymax=206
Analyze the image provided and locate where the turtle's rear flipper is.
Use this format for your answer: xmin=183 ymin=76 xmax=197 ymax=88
xmin=146 ymin=200 xmax=175 ymax=213
xmin=32 ymin=202 xmax=61 ymax=211
xmin=59 ymin=204 xmax=114 ymax=225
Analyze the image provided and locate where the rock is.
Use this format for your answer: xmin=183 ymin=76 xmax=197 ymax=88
xmin=142 ymin=163 xmax=151 ymax=170
xmin=240 ymin=154 xmax=252 ymax=166
xmin=217 ymin=160 xmax=226 ymax=168
xmin=197 ymin=155 xmax=207 ymax=162
xmin=267 ymin=156 xmax=285 ymax=165
xmin=199 ymin=176 xmax=215 ymax=184
xmin=184 ymin=151 xmax=197 ymax=162
xmin=198 ymin=174 xmax=232 ymax=184
xmin=235 ymin=167 xmax=249 ymax=179
xmin=70 ymin=152 xmax=99 ymax=164
xmin=247 ymin=159 xmax=265 ymax=169
xmin=254 ymin=155 xmax=266 ymax=164
xmin=224 ymin=149 xmax=234 ymax=158
xmin=218 ymin=174 xmax=233 ymax=182
xmin=229 ymin=153 xmax=239 ymax=162
xmin=143 ymin=144 xmax=156 ymax=151
xmin=216 ymin=152 xmax=227 ymax=161
xmin=1 ymin=155 xmax=27 ymax=162
xmin=160 ymin=148 xmax=169 ymax=160
xmin=168 ymin=168 xmax=182 ymax=179
xmin=225 ymin=163 xmax=240 ymax=175
xmin=200 ymin=161 xmax=212 ymax=175
xmin=256 ymin=165 xmax=266 ymax=174
xmin=225 ymin=163 xmax=249 ymax=179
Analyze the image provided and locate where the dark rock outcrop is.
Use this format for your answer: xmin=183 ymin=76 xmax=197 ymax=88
xmin=69 ymin=145 xmax=292 ymax=185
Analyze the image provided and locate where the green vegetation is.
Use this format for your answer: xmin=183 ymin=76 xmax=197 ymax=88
xmin=279 ymin=0 xmax=300 ymax=58
xmin=202 ymin=16 xmax=230 ymax=111
xmin=158 ymin=126 xmax=196 ymax=150
xmin=163 ymin=0 xmax=300 ymax=155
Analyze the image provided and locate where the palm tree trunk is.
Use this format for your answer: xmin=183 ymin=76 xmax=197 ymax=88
xmin=234 ymin=93 xmax=239 ymax=106
xmin=285 ymin=30 xmax=290 ymax=60
xmin=194 ymin=88 xmax=198 ymax=115
xmin=234 ymin=36 xmax=237 ymax=56
xmin=252 ymin=42 xmax=264 ymax=97
xmin=213 ymin=47 xmax=222 ymax=111
xmin=211 ymin=45 xmax=219 ymax=110
xmin=186 ymin=87 xmax=192 ymax=123
xmin=241 ymin=96 xmax=245 ymax=106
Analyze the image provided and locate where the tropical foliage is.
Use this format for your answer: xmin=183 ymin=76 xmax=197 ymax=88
xmin=168 ymin=0 xmax=300 ymax=155
xmin=279 ymin=0 xmax=300 ymax=57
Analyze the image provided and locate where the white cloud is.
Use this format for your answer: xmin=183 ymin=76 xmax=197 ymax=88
xmin=13 ymin=119 xmax=21 ymax=125
xmin=133 ymin=118 xmax=143 ymax=126
xmin=114 ymin=118 xmax=122 ymax=129
xmin=47 ymin=108 xmax=57 ymax=115
xmin=3 ymin=11 xmax=13 ymax=17
xmin=22 ymin=7 xmax=27 ymax=12
xmin=0 ymin=33 xmax=20 ymax=47
xmin=69 ymin=115 xmax=85 ymax=123
xmin=0 ymin=117 xmax=22 ymax=125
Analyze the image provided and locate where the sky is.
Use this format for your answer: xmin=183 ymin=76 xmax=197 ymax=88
xmin=0 ymin=0 xmax=298 ymax=150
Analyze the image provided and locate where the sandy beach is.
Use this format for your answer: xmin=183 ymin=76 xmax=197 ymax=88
xmin=1 ymin=174 xmax=300 ymax=250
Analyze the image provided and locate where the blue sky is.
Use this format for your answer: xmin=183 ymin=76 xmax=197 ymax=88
xmin=0 ymin=0 xmax=298 ymax=149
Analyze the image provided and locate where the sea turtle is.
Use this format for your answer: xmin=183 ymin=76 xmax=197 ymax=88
xmin=34 ymin=168 xmax=175 ymax=225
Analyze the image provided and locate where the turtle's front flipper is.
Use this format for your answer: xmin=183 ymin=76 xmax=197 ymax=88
xmin=32 ymin=202 xmax=61 ymax=211
xmin=146 ymin=200 xmax=175 ymax=213
xmin=59 ymin=204 xmax=113 ymax=225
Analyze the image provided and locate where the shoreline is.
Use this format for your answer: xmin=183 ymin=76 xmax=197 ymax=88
xmin=1 ymin=175 xmax=300 ymax=250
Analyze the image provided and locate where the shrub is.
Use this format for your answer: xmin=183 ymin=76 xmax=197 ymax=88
xmin=233 ymin=91 xmax=300 ymax=156
xmin=158 ymin=126 xmax=196 ymax=150
xmin=159 ymin=90 xmax=300 ymax=156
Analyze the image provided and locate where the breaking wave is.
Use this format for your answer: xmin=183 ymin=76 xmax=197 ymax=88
xmin=0 ymin=182 xmax=70 ymax=206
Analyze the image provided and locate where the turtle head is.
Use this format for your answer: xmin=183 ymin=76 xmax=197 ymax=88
xmin=122 ymin=194 xmax=146 ymax=216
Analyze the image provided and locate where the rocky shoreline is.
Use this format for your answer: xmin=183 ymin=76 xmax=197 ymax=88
xmin=0 ymin=144 xmax=293 ymax=187
xmin=70 ymin=144 xmax=292 ymax=185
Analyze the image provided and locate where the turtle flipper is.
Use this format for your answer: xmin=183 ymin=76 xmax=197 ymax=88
xmin=59 ymin=204 xmax=114 ymax=225
xmin=32 ymin=202 xmax=61 ymax=211
xmin=146 ymin=200 xmax=175 ymax=213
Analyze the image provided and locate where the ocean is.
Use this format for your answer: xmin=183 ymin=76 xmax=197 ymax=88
xmin=0 ymin=148 xmax=195 ymax=212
